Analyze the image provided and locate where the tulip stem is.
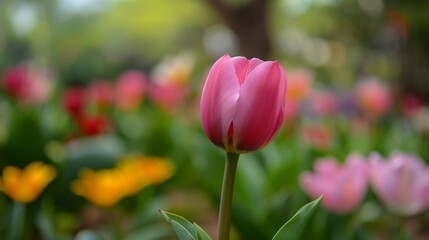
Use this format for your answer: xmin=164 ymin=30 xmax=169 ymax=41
xmin=217 ymin=152 xmax=240 ymax=240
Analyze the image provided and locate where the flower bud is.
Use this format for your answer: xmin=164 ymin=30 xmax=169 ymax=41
xmin=200 ymin=55 xmax=287 ymax=153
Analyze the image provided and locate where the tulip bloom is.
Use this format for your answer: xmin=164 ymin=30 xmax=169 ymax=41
xmin=308 ymin=89 xmax=338 ymax=116
xmin=355 ymin=78 xmax=392 ymax=118
xmin=71 ymin=168 xmax=128 ymax=207
xmin=76 ymin=115 xmax=110 ymax=136
xmin=62 ymin=87 xmax=86 ymax=117
xmin=300 ymin=154 xmax=368 ymax=213
xmin=200 ymin=55 xmax=287 ymax=153
xmin=86 ymin=81 xmax=114 ymax=109
xmin=369 ymin=152 xmax=429 ymax=216
xmin=115 ymin=70 xmax=147 ymax=110
xmin=301 ymin=124 xmax=334 ymax=150
xmin=72 ymin=156 xmax=174 ymax=207
xmin=149 ymin=52 xmax=194 ymax=111
xmin=117 ymin=155 xmax=175 ymax=195
xmin=286 ymin=68 xmax=313 ymax=103
xmin=0 ymin=162 xmax=57 ymax=203
xmin=2 ymin=65 xmax=52 ymax=105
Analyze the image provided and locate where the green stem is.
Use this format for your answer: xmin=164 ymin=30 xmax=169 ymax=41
xmin=7 ymin=201 xmax=25 ymax=240
xmin=217 ymin=152 xmax=240 ymax=240
xmin=391 ymin=214 xmax=405 ymax=240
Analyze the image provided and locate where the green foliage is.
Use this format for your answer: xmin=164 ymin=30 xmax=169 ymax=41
xmin=160 ymin=210 xmax=213 ymax=240
xmin=272 ymin=196 xmax=322 ymax=240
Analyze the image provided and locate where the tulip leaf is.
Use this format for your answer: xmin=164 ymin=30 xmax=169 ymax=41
xmin=160 ymin=210 xmax=196 ymax=240
xmin=272 ymin=196 xmax=322 ymax=240
xmin=195 ymin=223 xmax=212 ymax=240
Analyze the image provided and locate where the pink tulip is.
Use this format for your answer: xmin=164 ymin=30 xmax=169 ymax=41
xmin=355 ymin=78 xmax=392 ymax=118
xmin=2 ymin=65 xmax=52 ymax=105
xmin=309 ymin=89 xmax=339 ymax=116
xmin=149 ymin=52 xmax=194 ymax=111
xmin=369 ymin=152 xmax=429 ymax=216
xmin=86 ymin=81 xmax=114 ymax=109
xmin=200 ymin=55 xmax=286 ymax=153
xmin=62 ymin=87 xmax=86 ymax=117
xmin=300 ymin=154 xmax=368 ymax=213
xmin=301 ymin=124 xmax=334 ymax=149
xmin=402 ymin=95 xmax=423 ymax=118
xmin=149 ymin=84 xmax=190 ymax=112
xmin=284 ymin=100 xmax=299 ymax=122
xmin=286 ymin=68 xmax=313 ymax=103
xmin=115 ymin=71 xmax=147 ymax=110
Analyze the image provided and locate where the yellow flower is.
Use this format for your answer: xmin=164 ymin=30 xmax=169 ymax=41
xmin=117 ymin=156 xmax=175 ymax=195
xmin=71 ymin=156 xmax=175 ymax=208
xmin=71 ymin=168 xmax=128 ymax=208
xmin=0 ymin=162 xmax=57 ymax=203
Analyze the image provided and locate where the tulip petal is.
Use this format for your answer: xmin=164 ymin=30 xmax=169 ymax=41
xmin=231 ymin=57 xmax=249 ymax=84
xmin=232 ymin=61 xmax=286 ymax=151
xmin=200 ymin=55 xmax=240 ymax=147
xmin=230 ymin=57 xmax=264 ymax=85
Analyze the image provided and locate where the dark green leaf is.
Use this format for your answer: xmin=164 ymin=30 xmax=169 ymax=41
xmin=272 ymin=196 xmax=322 ymax=240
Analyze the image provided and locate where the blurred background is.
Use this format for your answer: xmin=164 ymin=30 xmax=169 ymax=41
xmin=0 ymin=0 xmax=429 ymax=239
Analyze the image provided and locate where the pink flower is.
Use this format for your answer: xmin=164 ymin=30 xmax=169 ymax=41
xmin=284 ymin=100 xmax=299 ymax=122
xmin=369 ymin=152 xmax=429 ymax=216
xmin=355 ymin=78 xmax=392 ymax=118
xmin=402 ymin=95 xmax=423 ymax=118
xmin=301 ymin=124 xmax=334 ymax=149
xmin=86 ymin=81 xmax=114 ymax=109
xmin=149 ymin=52 xmax=195 ymax=111
xmin=149 ymin=84 xmax=190 ymax=112
xmin=286 ymin=68 xmax=313 ymax=103
xmin=115 ymin=71 xmax=147 ymax=110
xmin=2 ymin=65 xmax=52 ymax=105
xmin=300 ymin=154 xmax=368 ymax=213
xmin=309 ymin=89 xmax=339 ymax=116
xmin=200 ymin=55 xmax=287 ymax=153
xmin=62 ymin=87 xmax=86 ymax=117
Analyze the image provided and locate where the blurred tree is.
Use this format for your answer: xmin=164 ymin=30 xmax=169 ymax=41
xmin=204 ymin=0 xmax=271 ymax=59
xmin=389 ymin=1 xmax=429 ymax=102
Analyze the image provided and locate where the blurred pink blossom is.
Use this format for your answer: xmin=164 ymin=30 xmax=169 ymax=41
xmin=115 ymin=70 xmax=147 ymax=110
xmin=309 ymin=89 xmax=339 ymax=116
xmin=62 ymin=87 xmax=86 ymax=117
xmin=402 ymin=95 xmax=423 ymax=118
xmin=369 ymin=152 xmax=429 ymax=216
xmin=149 ymin=84 xmax=190 ymax=111
xmin=86 ymin=81 xmax=114 ymax=109
xmin=284 ymin=100 xmax=300 ymax=122
xmin=300 ymin=154 xmax=368 ymax=213
xmin=301 ymin=124 xmax=334 ymax=149
xmin=2 ymin=65 xmax=53 ymax=105
xmin=286 ymin=68 xmax=313 ymax=103
xmin=355 ymin=78 xmax=392 ymax=118
xmin=149 ymin=52 xmax=195 ymax=111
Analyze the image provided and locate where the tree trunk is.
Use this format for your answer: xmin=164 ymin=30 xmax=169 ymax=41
xmin=204 ymin=0 xmax=271 ymax=59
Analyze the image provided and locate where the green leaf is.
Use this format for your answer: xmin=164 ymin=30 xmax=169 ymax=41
xmin=194 ymin=223 xmax=212 ymax=240
xmin=272 ymin=196 xmax=322 ymax=240
xmin=160 ymin=210 xmax=196 ymax=240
